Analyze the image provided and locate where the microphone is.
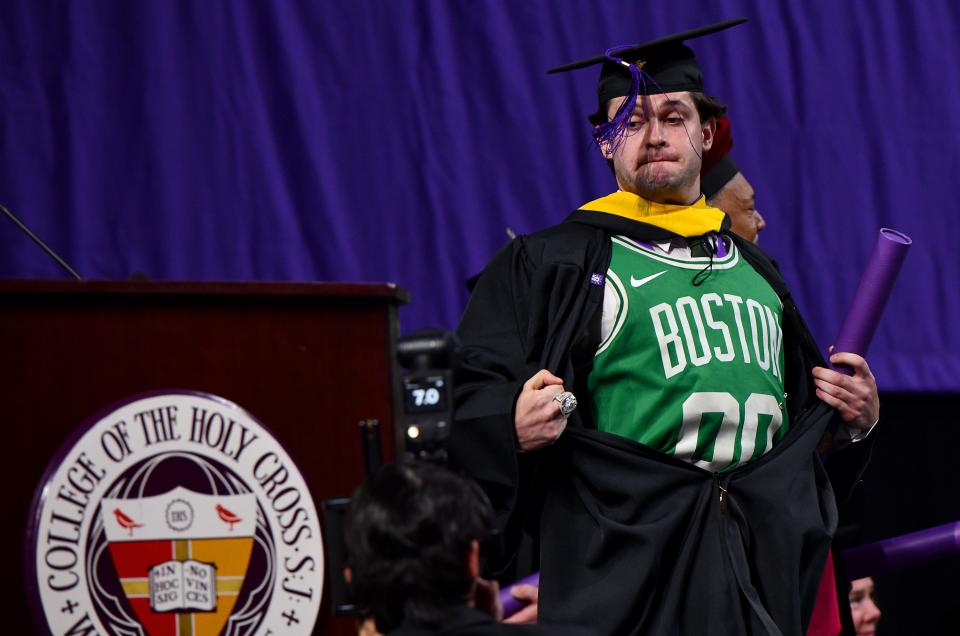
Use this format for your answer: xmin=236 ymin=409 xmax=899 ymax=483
xmin=0 ymin=202 xmax=83 ymax=280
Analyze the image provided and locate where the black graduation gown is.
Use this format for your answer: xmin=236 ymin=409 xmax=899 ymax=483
xmin=388 ymin=605 xmax=596 ymax=636
xmin=450 ymin=210 xmax=840 ymax=636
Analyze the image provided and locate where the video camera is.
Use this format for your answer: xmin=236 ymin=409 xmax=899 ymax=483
xmin=324 ymin=328 xmax=460 ymax=615
xmin=395 ymin=328 xmax=459 ymax=463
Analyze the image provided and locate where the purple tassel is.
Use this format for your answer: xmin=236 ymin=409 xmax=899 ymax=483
xmin=593 ymin=46 xmax=675 ymax=155
xmin=592 ymin=46 xmax=645 ymax=154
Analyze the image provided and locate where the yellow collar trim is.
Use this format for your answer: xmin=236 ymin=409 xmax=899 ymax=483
xmin=578 ymin=191 xmax=726 ymax=237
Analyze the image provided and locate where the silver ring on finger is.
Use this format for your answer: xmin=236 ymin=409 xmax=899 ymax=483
xmin=553 ymin=391 xmax=578 ymax=417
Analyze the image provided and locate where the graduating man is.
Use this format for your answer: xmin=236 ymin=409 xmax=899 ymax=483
xmin=450 ymin=19 xmax=878 ymax=635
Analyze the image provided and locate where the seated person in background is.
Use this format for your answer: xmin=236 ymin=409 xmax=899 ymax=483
xmin=344 ymin=462 xmax=594 ymax=635
xmin=848 ymin=577 xmax=881 ymax=635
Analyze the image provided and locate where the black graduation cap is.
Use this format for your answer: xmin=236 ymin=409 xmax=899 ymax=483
xmin=547 ymin=18 xmax=746 ymax=124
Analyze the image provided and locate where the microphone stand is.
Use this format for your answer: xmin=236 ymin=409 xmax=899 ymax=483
xmin=0 ymin=202 xmax=83 ymax=280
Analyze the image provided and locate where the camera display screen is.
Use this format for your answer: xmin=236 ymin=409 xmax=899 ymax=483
xmin=403 ymin=375 xmax=448 ymax=414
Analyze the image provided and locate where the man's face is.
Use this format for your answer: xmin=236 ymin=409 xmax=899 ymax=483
xmin=602 ymin=92 xmax=713 ymax=205
xmin=848 ymin=577 xmax=881 ymax=635
xmin=707 ymin=171 xmax=766 ymax=243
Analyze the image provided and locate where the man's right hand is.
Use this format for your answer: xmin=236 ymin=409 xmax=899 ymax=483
xmin=514 ymin=369 xmax=568 ymax=451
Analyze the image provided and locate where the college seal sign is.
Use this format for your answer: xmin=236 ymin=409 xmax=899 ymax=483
xmin=28 ymin=391 xmax=324 ymax=635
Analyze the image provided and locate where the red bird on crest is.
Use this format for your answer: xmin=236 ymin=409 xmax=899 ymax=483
xmin=216 ymin=504 xmax=242 ymax=530
xmin=113 ymin=508 xmax=143 ymax=536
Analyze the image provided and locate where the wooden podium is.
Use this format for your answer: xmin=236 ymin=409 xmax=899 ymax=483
xmin=0 ymin=280 xmax=407 ymax=635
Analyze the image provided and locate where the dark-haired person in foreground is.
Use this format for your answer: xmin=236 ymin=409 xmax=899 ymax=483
xmin=344 ymin=462 xmax=595 ymax=635
xmin=450 ymin=20 xmax=878 ymax=635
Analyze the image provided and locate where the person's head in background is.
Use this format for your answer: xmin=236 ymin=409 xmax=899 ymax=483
xmin=848 ymin=577 xmax=881 ymax=635
xmin=343 ymin=462 xmax=494 ymax=633
xmin=702 ymin=116 xmax=766 ymax=243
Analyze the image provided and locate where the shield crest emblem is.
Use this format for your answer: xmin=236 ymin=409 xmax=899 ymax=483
xmin=103 ymin=486 xmax=257 ymax=636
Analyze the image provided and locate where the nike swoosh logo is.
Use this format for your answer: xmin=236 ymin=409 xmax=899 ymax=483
xmin=630 ymin=270 xmax=668 ymax=288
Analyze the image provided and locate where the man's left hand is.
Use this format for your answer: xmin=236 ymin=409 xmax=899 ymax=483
xmin=811 ymin=349 xmax=879 ymax=430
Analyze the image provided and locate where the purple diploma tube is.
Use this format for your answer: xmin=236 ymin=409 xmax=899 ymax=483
xmin=842 ymin=521 xmax=960 ymax=580
xmin=831 ymin=228 xmax=912 ymax=372
xmin=500 ymin=572 xmax=540 ymax=619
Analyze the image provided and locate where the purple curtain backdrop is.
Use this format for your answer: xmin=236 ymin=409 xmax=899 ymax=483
xmin=0 ymin=1 xmax=956 ymax=391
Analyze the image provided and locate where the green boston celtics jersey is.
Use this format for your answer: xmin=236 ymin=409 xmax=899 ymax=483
xmin=588 ymin=235 xmax=788 ymax=472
